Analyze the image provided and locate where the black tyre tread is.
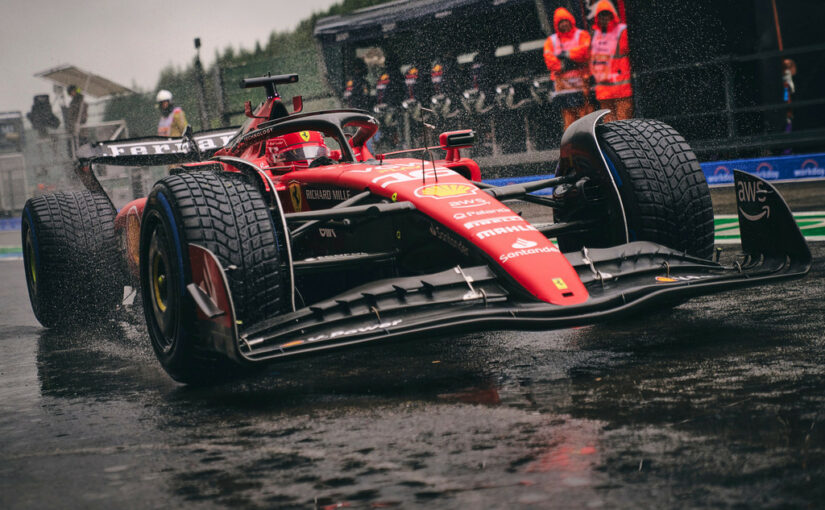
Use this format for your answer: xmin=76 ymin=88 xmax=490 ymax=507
xmin=597 ymin=119 xmax=714 ymax=259
xmin=23 ymin=191 xmax=122 ymax=327
xmin=157 ymin=172 xmax=282 ymax=329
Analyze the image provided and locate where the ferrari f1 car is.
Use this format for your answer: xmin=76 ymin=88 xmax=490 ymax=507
xmin=22 ymin=74 xmax=812 ymax=384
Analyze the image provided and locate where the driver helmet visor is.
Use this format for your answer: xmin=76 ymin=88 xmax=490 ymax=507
xmin=277 ymin=144 xmax=330 ymax=162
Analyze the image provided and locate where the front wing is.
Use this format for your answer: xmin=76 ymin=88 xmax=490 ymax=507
xmin=196 ymin=170 xmax=811 ymax=364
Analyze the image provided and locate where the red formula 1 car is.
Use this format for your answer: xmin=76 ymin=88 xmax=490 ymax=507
xmin=21 ymin=74 xmax=811 ymax=383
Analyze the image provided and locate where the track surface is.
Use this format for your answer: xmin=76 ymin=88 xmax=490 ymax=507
xmin=1 ymin=240 xmax=823 ymax=509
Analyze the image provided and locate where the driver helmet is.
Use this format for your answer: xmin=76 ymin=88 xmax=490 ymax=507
xmin=265 ymin=131 xmax=329 ymax=169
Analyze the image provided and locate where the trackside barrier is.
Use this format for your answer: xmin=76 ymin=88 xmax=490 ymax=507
xmin=0 ymin=218 xmax=21 ymax=231
xmin=482 ymin=152 xmax=825 ymax=191
xmin=702 ymin=152 xmax=825 ymax=186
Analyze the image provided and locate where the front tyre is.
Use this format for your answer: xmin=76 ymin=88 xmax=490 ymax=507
xmin=597 ymin=119 xmax=715 ymax=259
xmin=139 ymin=172 xmax=283 ymax=384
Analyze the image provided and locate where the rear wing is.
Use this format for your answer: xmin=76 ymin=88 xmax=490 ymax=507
xmin=75 ymin=127 xmax=239 ymax=166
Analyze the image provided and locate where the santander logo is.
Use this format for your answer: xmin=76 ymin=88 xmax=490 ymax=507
xmin=512 ymin=238 xmax=537 ymax=249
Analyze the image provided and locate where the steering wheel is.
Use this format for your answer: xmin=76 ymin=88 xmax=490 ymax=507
xmin=308 ymin=156 xmax=338 ymax=168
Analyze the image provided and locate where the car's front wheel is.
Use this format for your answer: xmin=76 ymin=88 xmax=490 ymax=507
xmin=139 ymin=172 xmax=284 ymax=384
xmin=555 ymin=118 xmax=714 ymax=259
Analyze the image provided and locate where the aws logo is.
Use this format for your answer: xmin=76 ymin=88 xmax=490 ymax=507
xmin=414 ymin=183 xmax=477 ymax=199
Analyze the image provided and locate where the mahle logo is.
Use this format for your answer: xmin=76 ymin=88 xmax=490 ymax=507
xmin=415 ymin=183 xmax=477 ymax=199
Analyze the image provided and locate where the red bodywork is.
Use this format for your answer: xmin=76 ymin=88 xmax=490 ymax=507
xmin=114 ymin=96 xmax=588 ymax=305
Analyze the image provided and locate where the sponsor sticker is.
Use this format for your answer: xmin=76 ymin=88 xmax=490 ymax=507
xmin=449 ymin=198 xmax=491 ymax=209
xmin=655 ymin=275 xmax=711 ymax=283
xmin=463 ymin=215 xmax=523 ymax=230
xmin=511 ymin=238 xmax=537 ymax=249
xmin=304 ymin=187 xmax=352 ymax=201
xmin=453 ymin=207 xmax=511 ymax=220
xmin=499 ymin=245 xmax=557 ymax=263
xmin=553 ymin=278 xmax=568 ymax=290
xmin=415 ymin=183 xmax=477 ymax=199
xmin=737 ymin=179 xmax=771 ymax=221
xmin=476 ymin=224 xmax=537 ymax=239
xmin=303 ymin=320 xmax=403 ymax=345
xmin=277 ymin=319 xmax=404 ymax=351
xmin=429 ymin=224 xmax=469 ymax=256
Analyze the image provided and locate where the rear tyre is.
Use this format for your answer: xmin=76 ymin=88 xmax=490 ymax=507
xmin=139 ymin=172 xmax=283 ymax=384
xmin=22 ymin=191 xmax=123 ymax=329
xmin=557 ymin=119 xmax=714 ymax=259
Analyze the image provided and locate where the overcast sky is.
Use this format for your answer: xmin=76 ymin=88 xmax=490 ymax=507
xmin=1 ymin=0 xmax=339 ymax=114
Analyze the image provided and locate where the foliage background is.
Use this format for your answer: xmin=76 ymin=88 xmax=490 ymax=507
xmin=104 ymin=0 xmax=390 ymax=135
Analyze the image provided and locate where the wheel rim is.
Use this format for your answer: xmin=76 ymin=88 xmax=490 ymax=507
xmin=147 ymin=223 xmax=177 ymax=353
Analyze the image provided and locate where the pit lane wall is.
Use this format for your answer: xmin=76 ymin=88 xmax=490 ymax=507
xmin=484 ymin=152 xmax=825 ymax=191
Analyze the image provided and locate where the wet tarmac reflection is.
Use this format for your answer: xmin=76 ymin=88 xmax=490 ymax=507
xmin=1 ymin=244 xmax=823 ymax=508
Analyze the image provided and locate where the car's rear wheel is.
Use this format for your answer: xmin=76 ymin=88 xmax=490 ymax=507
xmin=557 ymin=118 xmax=715 ymax=259
xmin=22 ymin=191 xmax=123 ymax=329
xmin=139 ymin=172 xmax=284 ymax=384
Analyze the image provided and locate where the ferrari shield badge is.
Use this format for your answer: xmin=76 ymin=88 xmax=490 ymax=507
xmin=289 ymin=181 xmax=303 ymax=211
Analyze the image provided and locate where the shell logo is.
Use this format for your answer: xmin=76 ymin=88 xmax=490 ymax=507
xmin=414 ymin=183 xmax=477 ymax=199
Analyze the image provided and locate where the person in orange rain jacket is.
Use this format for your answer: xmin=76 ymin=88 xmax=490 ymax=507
xmin=589 ymin=0 xmax=633 ymax=122
xmin=543 ymin=7 xmax=593 ymax=129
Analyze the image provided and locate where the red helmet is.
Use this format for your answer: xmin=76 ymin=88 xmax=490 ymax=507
xmin=265 ymin=130 xmax=329 ymax=169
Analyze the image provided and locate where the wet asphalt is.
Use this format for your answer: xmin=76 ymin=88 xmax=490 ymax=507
xmin=1 ymin=236 xmax=823 ymax=509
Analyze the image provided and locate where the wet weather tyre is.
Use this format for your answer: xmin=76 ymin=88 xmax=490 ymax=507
xmin=22 ymin=191 xmax=123 ymax=329
xmin=139 ymin=172 xmax=283 ymax=384
xmin=594 ymin=119 xmax=715 ymax=259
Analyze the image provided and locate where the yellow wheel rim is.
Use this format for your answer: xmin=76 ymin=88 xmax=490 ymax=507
xmin=152 ymin=253 xmax=167 ymax=313
xmin=26 ymin=234 xmax=36 ymax=286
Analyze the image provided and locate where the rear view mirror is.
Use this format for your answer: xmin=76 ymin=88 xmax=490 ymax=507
xmin=292 ymin=96 xmax=303 ymax=114
xmin=439 ymin=129 xmax=475 ymax=150
xmin=244 ymin=101 xmax=267 ymax=119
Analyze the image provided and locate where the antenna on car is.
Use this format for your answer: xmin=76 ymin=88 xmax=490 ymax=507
xmin=420 ymin=107 xmax=439 ymax=183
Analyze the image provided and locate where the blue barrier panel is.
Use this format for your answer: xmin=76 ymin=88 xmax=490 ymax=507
xmin=702 ymin=152 xmax=825 ymax=186
xmin=483 ymin=174 xmax=555 ymax=195
xmin=0 ymin=218 xmax=22 ymax=231
xmin=482 ymin=153 xmax=825 ymax=191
